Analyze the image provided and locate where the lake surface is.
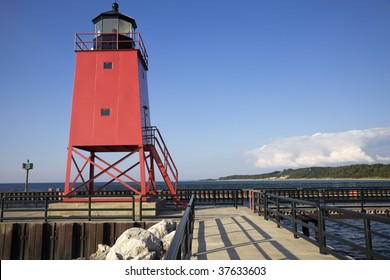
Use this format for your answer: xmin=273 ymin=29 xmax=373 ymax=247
xmin=1 ymin=179 xmax=390 ymax=193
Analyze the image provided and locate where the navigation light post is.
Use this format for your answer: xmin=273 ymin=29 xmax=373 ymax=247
xmin=22 ymin=159 xmax=33 ymax=192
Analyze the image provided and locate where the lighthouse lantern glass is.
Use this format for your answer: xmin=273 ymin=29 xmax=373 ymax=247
xmin=94 ymin=21 xmax=102 ymax=35
xmin=94 ymin=18 xmax=133 ymax=38
xmin=119 ymin=20 xmax=133 ymax=37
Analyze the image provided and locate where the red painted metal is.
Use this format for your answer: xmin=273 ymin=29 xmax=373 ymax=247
xmin=64 ymin=28 xmax=179 ymax=201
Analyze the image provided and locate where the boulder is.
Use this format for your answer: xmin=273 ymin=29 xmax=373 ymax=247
xmin=105 ymin=227 xmax=162 ymax=260
xmin=147 ymin=219 xmax=177 ymax=239
xmin=162 ymin=230 xmax=176 ymax=253
xmin=89 ymin=244 xmax=110 ymax=260
xmin=87 ymin=219 xmax=177 ymax=260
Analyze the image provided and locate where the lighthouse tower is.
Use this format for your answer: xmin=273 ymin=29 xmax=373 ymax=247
xmin=64 ymin=3 xmax=178 ymax=199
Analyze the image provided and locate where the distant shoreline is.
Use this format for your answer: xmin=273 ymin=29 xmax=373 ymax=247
xmin=214 ymin=178 xmax=390 ymax=182
xmin=216 ymin=164 xmax=390 ymax=181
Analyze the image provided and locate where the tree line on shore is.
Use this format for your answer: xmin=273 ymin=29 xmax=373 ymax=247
xmin=219 ymin=164 xmax=390 ymax=180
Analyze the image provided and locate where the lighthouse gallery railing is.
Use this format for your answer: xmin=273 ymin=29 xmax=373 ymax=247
xmin=74 ymin=32 xmax=148 ymax=67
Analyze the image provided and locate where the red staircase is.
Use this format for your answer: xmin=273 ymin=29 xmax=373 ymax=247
xmin=144 ymin=127 xmax=186 ymax=205
xmin=143 ymin=126 xmax=178 ymax=191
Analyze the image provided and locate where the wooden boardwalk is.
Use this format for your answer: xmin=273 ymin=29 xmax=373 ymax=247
xmin=191 ymin=205 xmax=337 ymax=260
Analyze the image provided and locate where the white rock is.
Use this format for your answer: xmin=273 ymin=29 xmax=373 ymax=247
xmin=162 ymin=230 xmax=176 ymax=253
xmin=89 ymin=244 xmax=110 ymax=260
xmin=88 ymin=220 xmax=177 ymax=260
xmin=105 ymin=227 xmax=162 ymax=260
xmin=133 ymin=249 xmax=157 ymax=260
xmin=147 ymin=219 xmax=177 ymax=239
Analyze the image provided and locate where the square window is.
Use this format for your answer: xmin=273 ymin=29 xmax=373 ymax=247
xmin=103 ymin=62 xmax=112 ymax=69
xmin=101 ymin=108 xmax=110 ymax=116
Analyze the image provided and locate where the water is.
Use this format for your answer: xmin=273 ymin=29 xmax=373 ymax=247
xmin=324 ymin=218 xmax=390 ymax=259
xmin=1 ymin=180 xmax=390 ymax=259
xmin=1 ymin=179 xmax=390 ymax=193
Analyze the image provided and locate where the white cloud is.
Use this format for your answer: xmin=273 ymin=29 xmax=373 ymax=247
xmin=246 ymin=127 xmax=390 ymax=170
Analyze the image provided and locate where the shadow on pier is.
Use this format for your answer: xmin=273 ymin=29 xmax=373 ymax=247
xmin=191 ymin=206 xmax=336 ymax=260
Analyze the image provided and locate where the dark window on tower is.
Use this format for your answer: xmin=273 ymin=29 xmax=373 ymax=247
xmin=103 ymin=62 xmax=112 ymax=69
xmin=101 ymin=108 xmax=110 ymax=116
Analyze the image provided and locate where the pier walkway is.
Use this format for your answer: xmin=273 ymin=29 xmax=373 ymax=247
xmin=191 ymin=205 xmax=336 ymax=260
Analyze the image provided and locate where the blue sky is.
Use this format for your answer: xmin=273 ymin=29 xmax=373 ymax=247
xmin=1 ymin=0 xmax=390 ymax=183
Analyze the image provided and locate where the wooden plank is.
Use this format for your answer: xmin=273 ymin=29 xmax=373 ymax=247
xmin=85 ymin=223 xmax=96 ymax=258
xmin=34 ymin=223 xmax=43 ymax=259
xmin=25 ymin=223 xmax=36 ymax=259
xmin=18 ymin=223 xmax=26 ymax=260
xmin=54 ymin=223 xmax=74 ymax=259
xmin=41 ymin=223 xmax=53 ymax=260
xmin=72 ymin=222 xmax=82 ymax=259
xmin=103 ymin=222 xmax=115 ymax=246
xmin=27 ymin=223 xmax=44 ymax=259
xmin=50 ymin=223 xmax=57 ymax=260
xmin=65 ymin=223 xmax=73 ymax=259
xmin=54 ymin=223 xmax=64 ymax=259
xmin=0 ymin=223 xmax=13 ymax=259
xmin=84 ymin=223 xmax=104 ymax=258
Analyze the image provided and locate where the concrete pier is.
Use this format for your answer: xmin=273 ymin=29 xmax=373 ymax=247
xmin=191 ymin=205 xmax=337 ymax=260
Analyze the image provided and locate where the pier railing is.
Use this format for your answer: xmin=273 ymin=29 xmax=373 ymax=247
xmin=3 ymin=186 xmax=389 ymax=209
xmin=0 ymin=193 xmax=136 ymax=222
xmin=139 ymin=193 xmax=190 ymax=221
xmin=175 ymin=189 xmax=243 ymax=208
xmin=165 ymin=194 xmax=196 ymax=260
xmin=253 ymin=191 xmax=390 ymax=260
xmin=251 ymin=187 xmax=390 ymax=204
xmin=0 ymin=189 xmax=241 ymax=222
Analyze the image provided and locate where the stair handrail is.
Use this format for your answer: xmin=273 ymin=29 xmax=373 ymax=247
xmin=143 ymin=126 xmax=179 ymax=190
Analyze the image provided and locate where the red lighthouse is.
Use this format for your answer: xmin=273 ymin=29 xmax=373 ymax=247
xmin=64 ymin=3 xmax=178 ymax=200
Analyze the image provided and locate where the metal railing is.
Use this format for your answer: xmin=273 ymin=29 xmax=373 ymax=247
xmin=165 ymin=194 xmax=196 ymax=260
xmin=143 ymin=126 xmax=179 ymax=191
xmin=0 ymin=189 xmax=242 ymax=222
xmin=173 ymin=189 xmax=243 ymax=208
xmin=139 ymin=193 xmax=190 ymax=221
xmin=253 ymin=192 xmax=390 ymax=259
xmin=74 ymin=32 xmax=148 ymax=67
xmin=251 ymin=187 xmax=390 ymax=204
xmin=1 ymin=193 xmax=135 ymax=222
